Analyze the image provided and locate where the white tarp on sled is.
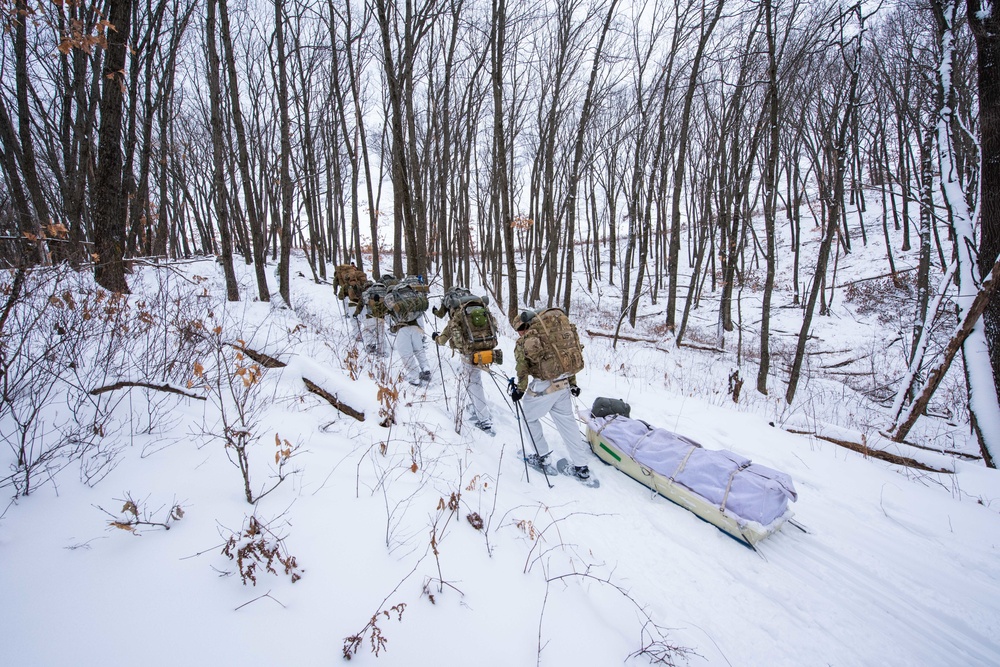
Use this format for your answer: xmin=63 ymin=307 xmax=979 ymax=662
xmin=587 ymin=414 xmax=798 ymax=545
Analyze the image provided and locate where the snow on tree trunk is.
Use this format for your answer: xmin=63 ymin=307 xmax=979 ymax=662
xmin=935 ymin=1 xmax=1000 ymax=465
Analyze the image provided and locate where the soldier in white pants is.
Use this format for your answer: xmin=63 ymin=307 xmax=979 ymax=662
xmin=433 ymin=316 xmax=495 ymax=435
xmin=517 ymin=378 xmax=589 ymax=468
xmin=510 ymin=310 xmax=590 ymax=480
xmin=392 ymin=316 xmax=431 ymax=386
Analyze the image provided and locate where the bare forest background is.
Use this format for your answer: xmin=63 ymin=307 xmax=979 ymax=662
xmin=2 ymin=0 xmax=1000 ymax=465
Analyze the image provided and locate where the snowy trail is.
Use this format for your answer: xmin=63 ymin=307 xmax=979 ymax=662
xmin=762 ymin=531 xmax=1000 ymax=666
xmin=5 ymin=259 xmax=1000 ymax=667
xmin=523 ymin=437 xmax=1000 ymax=667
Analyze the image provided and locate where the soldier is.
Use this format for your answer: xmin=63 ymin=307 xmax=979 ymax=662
xmin=357 ymin=276 xmax=396 ymax=356
xmin=386 ymin=277 xmax=432 ymax=386
xmin=432 ymin=288 xmax=501 ymax=436
xmin=333 ymin=263 xmax=367 ymax=318
xmin=510 ymin=309 xmax=591 ymax=481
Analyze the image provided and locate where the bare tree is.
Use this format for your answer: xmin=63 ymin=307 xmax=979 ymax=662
xmin=205 ymin=0 xmax=240 ymax=301
xmin=966 ymin=0 xmax=1000 ymax=408
xmin=92 ymin=0 xmax=134 ymax=293
xmin=785 ymin=3 xmax=864 ymax=404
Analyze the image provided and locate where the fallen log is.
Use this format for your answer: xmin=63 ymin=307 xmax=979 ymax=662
xmin=677 ymin=340 xmax=726 ymax=353
xmin=303 ymin=377 xmax=364 ymax=422
xmin=232 ymin=345 xmax=286 ymax=368
xmin=90 ymin=381 xmax=206 ymax=401
xmin=785 ymin=428 xmax=951 ymax=473
xmin=585 ymin=328 xmax=658 ymax=344
xmin=876 ymin=430 xmax=980 ymax=461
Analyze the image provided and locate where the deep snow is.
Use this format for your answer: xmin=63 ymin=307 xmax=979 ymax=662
xmin=2 ymin=241 xmax=999 ymax=667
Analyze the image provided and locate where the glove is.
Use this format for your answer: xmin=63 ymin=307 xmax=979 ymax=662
xmin=570 ymin=385 xmax=581 ymax=397
xmin=508 ymin=377 xmax=524 ymax=402
xmin=431 ymin=331 xmax=440 ymax=341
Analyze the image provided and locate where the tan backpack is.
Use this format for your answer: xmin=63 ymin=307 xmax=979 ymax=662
xmin=519 ymin=308 xmax=584 ymax=381
xmin=334 ymin=264 xmax=368 ymax=302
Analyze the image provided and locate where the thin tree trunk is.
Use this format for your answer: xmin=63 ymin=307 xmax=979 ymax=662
xmin=786 ymin=9 xmax=863 ymax=404
xmin=666 ymin=0 xmax=725 ymax=330
xmin=205 ymin=0 xmax=239 ymax=301
xmin=757 ymin=0 xmax=779 ymax=395
xmin=218 ymin=0 xmax=269 ymax=301
xmin=92 ymin=0 xmax=133 ymax=293
xmin=274 ymin=0 xmax=293 ymax=305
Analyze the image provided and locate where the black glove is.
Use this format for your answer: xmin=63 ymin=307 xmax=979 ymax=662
xmin=431 ymin=331 xmax=440 ymax=341
xmin=508 ymin=377 xmax=524 ymax=402
xmin=570 ymin=385 xmax=581 ymax=397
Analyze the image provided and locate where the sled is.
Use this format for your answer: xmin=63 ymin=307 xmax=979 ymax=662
xmin=586 ymin=415 xmax=797 ymax=546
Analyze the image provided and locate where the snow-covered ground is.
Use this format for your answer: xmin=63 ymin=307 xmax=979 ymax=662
xmin=2 ymin=226 xmax=999 ymax=666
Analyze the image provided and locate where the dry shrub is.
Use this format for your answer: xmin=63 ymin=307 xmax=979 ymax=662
xmin=844 ymin=274 xmax=914 ymax=324
xmin=221 ymin=515 xmax=301 ymax=586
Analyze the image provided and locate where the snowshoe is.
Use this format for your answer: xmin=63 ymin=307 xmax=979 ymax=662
xmin=474 ymin=420 xmax=496 ymax=437
xmin=556 ymin=458 xmax=600 ymax=488
xmin=523 ymin=452 xmax=557 ymax=476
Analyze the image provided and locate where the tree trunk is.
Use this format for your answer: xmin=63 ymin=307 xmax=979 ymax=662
xmin=666 ymin=0 xmax=725 ymax=330
xmin=786 ymin=8 xmax=863 ymax=404
xmin=13 ymin=0 xmax=51 ymax=265
xmin=205 ymin=0 xmax=239 ymax=301
xmin=757 ymin=0 xmax=778 ymax=395
xmin=218 ymin=0 xmax=270 ymax=301
xmin=491 ymin=0 xmax=518 ymax=324
xmin=967 ymin=0 xmax=1000 ymax=406
xmin=92 ymin=0 xmax=133 ymax=293
xmin=274 ymin=0 xmax=293 ymax=305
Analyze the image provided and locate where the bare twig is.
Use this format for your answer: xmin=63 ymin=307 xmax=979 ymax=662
xmin=234 ymin=590 xmax=286 ymax=611
xmin=543 ymin=571 xmax=695 ymax=666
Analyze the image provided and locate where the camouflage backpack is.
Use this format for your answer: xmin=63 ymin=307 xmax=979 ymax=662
xmin=519 ymin=308 xmax=584 ymax=381
xmin=432 ymin=286 xmax=473 ymax=319
xmin=334 ymin=264 xmax=368 ymax=302
xmin=384 ymin=277 xmax=429 ymax=322
xmin=453 ymin=298 xmax=498 ymax=354
xmin=363 ymin=282 xmax=389 ymax=319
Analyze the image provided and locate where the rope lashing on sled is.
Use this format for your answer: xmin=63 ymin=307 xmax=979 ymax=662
xmin=593 ymin=414 xmax=622 ymax=438
xmin=720 ymin=461 xmax=753 ymax=513
xmin=628 ymin=424 xmax=657 ymax=457
xmin=668 ymin=444 xmax=699 ymax=483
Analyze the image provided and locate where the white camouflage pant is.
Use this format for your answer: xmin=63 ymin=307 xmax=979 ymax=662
xmin=519 ymin=379 xmax=589 ymax=466
xmin=394 ymin=324 xmax=429 ymax=383
xmin=361 ymin=317 xmax=386 ymax=355
xmin=459 ymin=360 xmax=491 ymax=423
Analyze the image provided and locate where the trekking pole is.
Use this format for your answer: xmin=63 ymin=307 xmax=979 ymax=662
xmin=512 ymin=385 xmax=553 ymax=489
xmin=512 ymin=392 xmax=530 ymax=483
xmin=434 ymin=339 xmax=450 ymax=411
xmin=486 ymin=367 xmax=515 ymax=415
